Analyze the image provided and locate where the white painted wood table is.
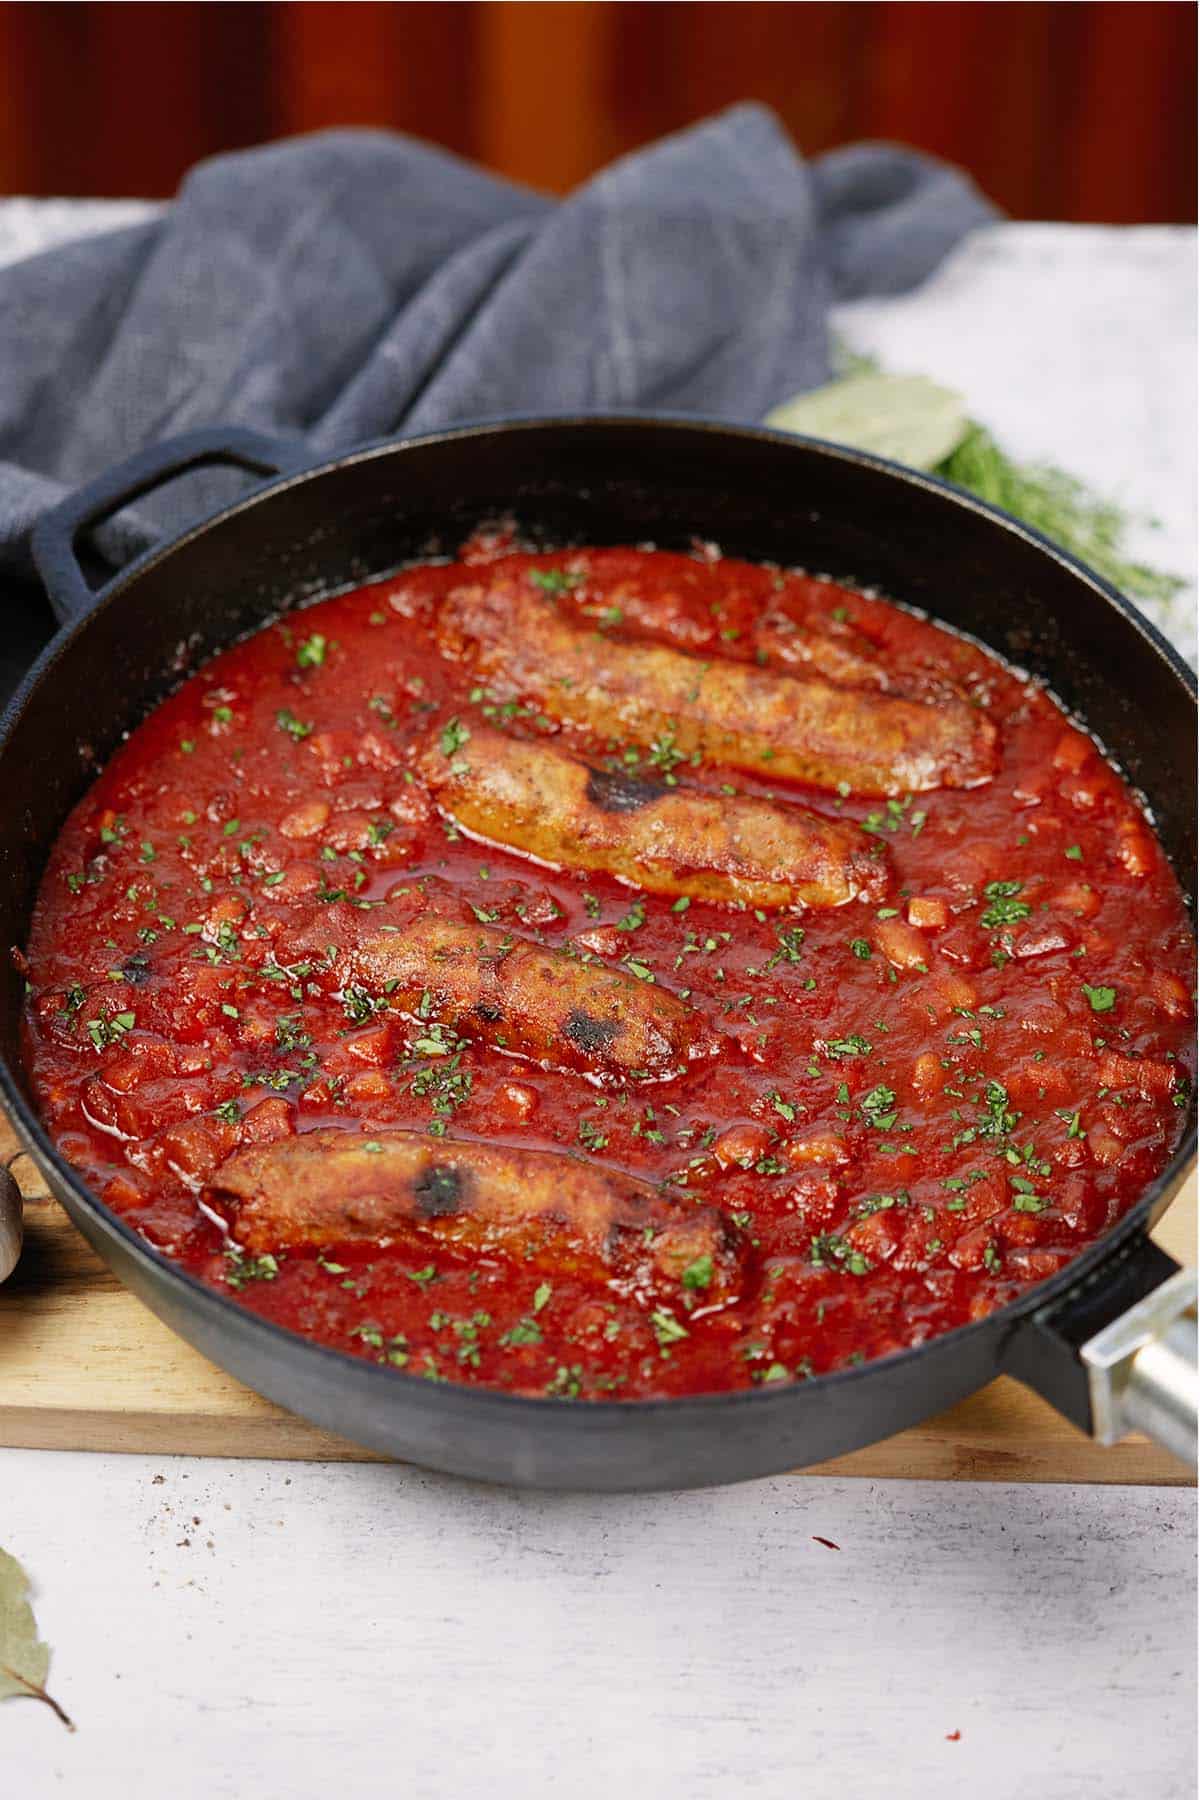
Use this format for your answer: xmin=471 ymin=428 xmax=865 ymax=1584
xmin=1 ymin=214 xmax=1195 ymax=1800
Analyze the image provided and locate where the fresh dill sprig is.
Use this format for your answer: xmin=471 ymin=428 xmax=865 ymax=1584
xmin=936 ymin=424 xmax=1184 ymax=606
xmin=772 ymin=348 xmax=1186 ymax=610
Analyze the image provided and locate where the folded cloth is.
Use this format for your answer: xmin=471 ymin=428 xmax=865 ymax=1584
xmin=0 ymin=102 xmax=994 ymax=611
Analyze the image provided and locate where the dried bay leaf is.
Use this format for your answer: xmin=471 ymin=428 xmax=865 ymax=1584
xmin=0 ymin=1547 xmax=72 ymax=1728
xmin=764 ymin=371 xmax=971 ymax=471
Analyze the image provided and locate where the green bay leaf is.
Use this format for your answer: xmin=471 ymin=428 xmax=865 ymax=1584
xmin=764 ymin=372 xmax=970 ymax=471
xmin=0 ymin=1546 xmax=72 ymax=1728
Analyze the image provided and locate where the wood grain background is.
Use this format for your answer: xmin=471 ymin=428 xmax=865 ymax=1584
xmin=1 ymin=1109 xmax=1193 ymax=1481
xmin=0 ymin=2 xmax=1194 ymax=222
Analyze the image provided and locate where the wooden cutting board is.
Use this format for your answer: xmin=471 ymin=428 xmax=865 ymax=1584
xmin=1 ymin=1115 xmax=1194 ymax=1483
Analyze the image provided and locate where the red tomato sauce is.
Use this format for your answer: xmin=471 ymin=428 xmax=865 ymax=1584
xmin=21 ymin=540 xmax=1195 ymax=1399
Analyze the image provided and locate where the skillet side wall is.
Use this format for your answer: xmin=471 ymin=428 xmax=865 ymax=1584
xmin=0 ymin=422 xmax=1193 ymax=1488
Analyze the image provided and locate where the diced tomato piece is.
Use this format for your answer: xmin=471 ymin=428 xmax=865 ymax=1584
xmin=1057 ymin=772 xmax=1107 ymax=810
xmin=960 ymin=1175 xmax=1008 ymax=1227
xmin=924 ymin=971 xmax=979 ymax=1018
xmin=873 ymin=916 xmax=929 ymax=970
xmin=1149 ymin=969 xmax=1191 ymax=1020
xmin=159 ymin=1116 xmax=238 ymax=1183
xmin=784 ymin=1133 xmax=850 ymax=1167
xmin=846 ymin=1210 xmax=903 ymax=1261
xmin=713 ymin=1122 xmax=774 ymax=1170
xmin=907 ymin=896 xmax=949 ymax=930
xmin=574 ymin=926 xmax=622 ymax=957
xmin=388 ymin=784 xmax=433 ymax=826
xmin=1097 ymin=1052 xmax=1177 ymax=1098
xmin=1006 ymin=1247 xmax=1073 ymax=1282
xmin=101 ymin=1055 xmax=146 ymax=1094
xmin=1008 ymin=1059 xmax=1073 ymax=1104
xmin=910 ymin=1051 xmax=944 ymax=1099
xmin=1019 ymin=1000 xmax=1066 ymax=1036
xmin=325 ymin=811 xmax=373 ymax=853
xmin=239 ymin=1096 xmax=294 ymax=1144
xmin=997 ymin=1210 xmax=1046 ymax=1247
xmin=373 ymin=835 xmax=416 ymax=869
xmin=1052 ymin=732 xmax=1092 ymax=774
xmin=1059 ymin=1177 xmax=1107 ymax=1235
xmin=1011 ymin=922 xmax=1073 ymax=960
xmin=1087 ymin=1125 xmax=1125 ymax=1167
xmin=346 ymin=1023 xmax=396 ymax=1066
xmin=280 ymin=800 xmax=330 ymax=840
xmin=307 ymin=730 xmax=356 ymax=786
xmin=344 ymin=1070 xmax=390 ymax=1104
xmin=495 ymin=1081 xmax=538 ymax=1124
xmin=949 ymin=1224 xmax=1000 ymax=1271
xmin=80 ymin=1078 xmax=124 ymax=1134
xmin=205 ymin=893 xmax=248 ymax=932
xmin=356 ymin=729 xmax=403 ymax=773
xmin=102 ymin=1173 xmax=147 ymax=1212
xmin=1115 ymin=818 xmax=1155 ymax=877
xmin=271 ymin=865 xmax=323 ymax=903
xmin=1051 ymin=881 xmax=1101 ymax=920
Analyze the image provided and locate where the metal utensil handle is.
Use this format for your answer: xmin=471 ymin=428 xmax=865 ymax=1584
xmin=1082 ymin=1267 xmax=1197 ymax=1465
xmin=0 ymin=1163 xmax=22 ymax=1283
xmin=31 ymin=425 xmax=312 ymax=622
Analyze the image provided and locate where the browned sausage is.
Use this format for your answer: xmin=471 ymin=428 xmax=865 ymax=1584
xmin=418 ymin=724 xmax=886 ymax=908
xmin=438 ymin=581 xmax=997 ymax=796
xmin=351 ymin=914 xmax=715 ymax=1082
xmin=211 ymin=1128 xmax=746 ymax=1301
xmin=750 ymin=607 xmax=886 ymax=688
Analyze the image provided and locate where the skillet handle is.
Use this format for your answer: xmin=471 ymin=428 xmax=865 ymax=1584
xmin=32 ymin=425 xmax=312 ymax=622
xmin=1005 ymin=1233 xmax=1197 ymax=1467
xmin=1081 ymin=1267 xmax=1197 ymax=1464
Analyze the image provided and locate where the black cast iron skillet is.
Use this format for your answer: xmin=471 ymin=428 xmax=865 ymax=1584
xmin=0 ymin=417 xmax=1195 ymax=1490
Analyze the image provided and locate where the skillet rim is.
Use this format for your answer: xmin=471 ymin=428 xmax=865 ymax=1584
xmin=1 ymin=411 xmax=1195 ymax=1429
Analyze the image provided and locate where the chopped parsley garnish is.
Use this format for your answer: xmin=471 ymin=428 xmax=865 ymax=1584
xmin=861 ymin=795 xmax=924 ymax=838
xmin=681 ymin=1254 xmax=714 ymax=1291
xmin=529 ymin=568 xmax=582 ymax=594
xmin=766 ymin=925 xmax=806 ymax=969
xmin=650 ymin=1309 xmax=689 ymax=1346
xmin=859 ymin=1084 xmax=898 ymax=1130
xmin=86 ymin=1010 xmax=135 ymax=1051
xmin=577 ymin=1117 xmax=610 ymax=1153
xmin=810 ymin=1232 xmax=871 ymax=1276
xmin=646 ymin=729 xmax=687 ymax=776
xmin=342 ymin=985 xmax=386 ymax=1024
xmin=1081 ymin=983 xmax=1117 ymax=1013
xmin=276 ymin=708 xmax=313 ymax=741
xmin=296 ymin=632 xmax=327 ymax=668
xmin=439 ymin=716 xmax=471 ymax=758
xmin=500 ymin=1318 xmax=543 ymax=1347
xmin=980 ymin=880 xmax=1031 ymax=929
xmin=225 ymin=1247 xmax=281 ymax=1289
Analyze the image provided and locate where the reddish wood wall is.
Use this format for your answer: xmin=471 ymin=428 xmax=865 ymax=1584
xmin=0 ymin=2 xmax=1193 ymax=221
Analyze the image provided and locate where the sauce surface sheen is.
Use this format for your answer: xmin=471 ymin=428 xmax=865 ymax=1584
xmin=22 ymin=538 xmax=1195 ymax=1400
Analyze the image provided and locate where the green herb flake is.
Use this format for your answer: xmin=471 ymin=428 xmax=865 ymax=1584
xmin=296 ymin=632 xmax=327 ymax=669
xmin=680 ymin=1254 xmax=713 ymax=1292
xmin=439 ymin=716 xmax=471 ymax=758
